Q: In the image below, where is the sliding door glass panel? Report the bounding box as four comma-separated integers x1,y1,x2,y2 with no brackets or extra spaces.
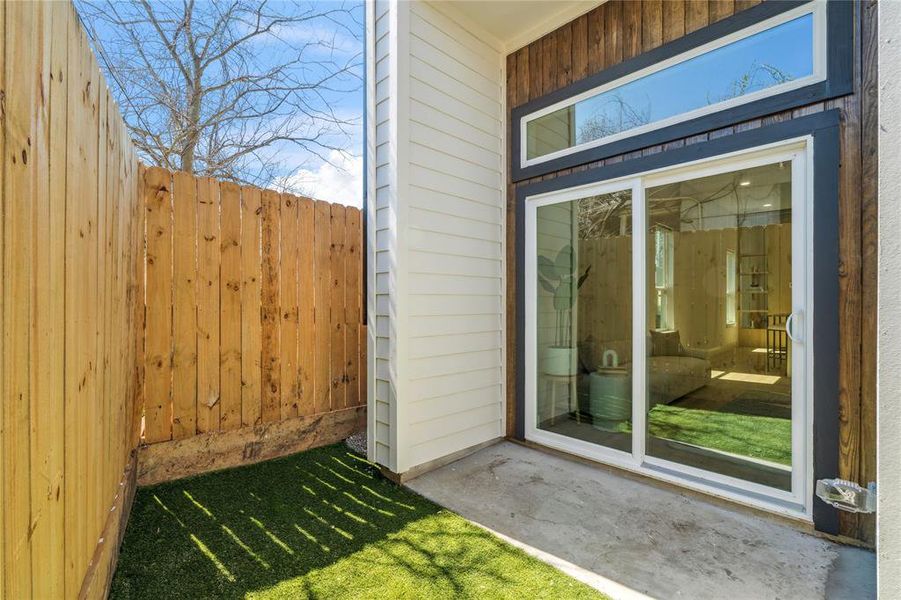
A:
536,190,633,452
644,162,792,491
526,13,815,161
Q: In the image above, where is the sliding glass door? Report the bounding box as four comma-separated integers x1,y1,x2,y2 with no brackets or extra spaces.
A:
525,141,810,516
534,187,633,454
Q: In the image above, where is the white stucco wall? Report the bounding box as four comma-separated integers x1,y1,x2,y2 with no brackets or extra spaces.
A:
366,0,506,474
877,2,901,596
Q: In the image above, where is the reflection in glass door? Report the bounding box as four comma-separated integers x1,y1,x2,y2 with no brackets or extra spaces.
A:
645,161,795,492
535,189,633,453
526,143,809,513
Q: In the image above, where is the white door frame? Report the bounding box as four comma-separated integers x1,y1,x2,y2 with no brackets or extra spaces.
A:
523,137,815,521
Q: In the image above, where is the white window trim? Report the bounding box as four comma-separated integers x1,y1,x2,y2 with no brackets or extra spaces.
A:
726,248,737,326
523,137,814,522
520,2,827,169
652,225,675,331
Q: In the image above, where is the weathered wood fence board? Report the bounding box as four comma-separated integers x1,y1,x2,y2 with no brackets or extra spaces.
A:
1,2,145,598
140,169,366,443
241,187,263,427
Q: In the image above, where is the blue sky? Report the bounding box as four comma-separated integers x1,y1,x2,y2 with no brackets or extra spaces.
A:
265,0,365,207
82,0,365,207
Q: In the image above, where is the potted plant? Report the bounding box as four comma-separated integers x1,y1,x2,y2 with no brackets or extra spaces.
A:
538,245,591,376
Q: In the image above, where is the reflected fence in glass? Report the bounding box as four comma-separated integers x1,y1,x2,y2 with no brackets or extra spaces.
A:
644,161,793,491
535,190,633,453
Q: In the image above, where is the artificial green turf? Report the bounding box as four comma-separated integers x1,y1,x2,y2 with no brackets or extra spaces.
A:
110,444,605,599
648,405,792,465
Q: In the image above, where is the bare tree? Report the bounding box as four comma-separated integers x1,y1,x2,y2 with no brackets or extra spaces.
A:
76,0,362,188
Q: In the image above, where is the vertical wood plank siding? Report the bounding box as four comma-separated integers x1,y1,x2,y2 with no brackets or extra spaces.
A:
1,2,145,597
140,171,366,440
506,0,875,544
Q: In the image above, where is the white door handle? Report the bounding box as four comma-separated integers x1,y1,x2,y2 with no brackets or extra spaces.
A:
786,313,797,342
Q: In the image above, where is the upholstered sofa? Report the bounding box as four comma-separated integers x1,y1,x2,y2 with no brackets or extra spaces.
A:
579,330,711,407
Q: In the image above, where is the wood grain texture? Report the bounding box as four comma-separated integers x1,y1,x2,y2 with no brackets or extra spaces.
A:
142,167,173,444
29,3,63,598
137,407,366,486
0,1,366,594
572,13,589,81
240,186,263,427
279,193,300,419
3,3,37,596
219,182,242,430
505,0,874,543
172,171,197,439
587,5,605,74
685,0,709,33
196,177,221,433
663,1,685,43
330,203,347,408
314,200,332,413
622,0,642,61
642,0,663,52
709,0,736,24
857,0,878,545
261,189,281,422
0,1,7,592
605,1,623,67
2,3,145,595
141,175,366,437
298,197,316,415
345,208,362,407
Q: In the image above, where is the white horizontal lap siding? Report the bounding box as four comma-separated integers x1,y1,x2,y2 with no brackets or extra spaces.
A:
369,0,394,468
403,1,505,469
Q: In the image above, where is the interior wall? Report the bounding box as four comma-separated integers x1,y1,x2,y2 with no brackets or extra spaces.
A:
576,223,790,368
505,0,877,544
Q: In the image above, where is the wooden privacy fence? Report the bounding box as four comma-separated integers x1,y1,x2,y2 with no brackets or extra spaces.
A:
0,2,144,599
141,167,367,450
1,0,369,596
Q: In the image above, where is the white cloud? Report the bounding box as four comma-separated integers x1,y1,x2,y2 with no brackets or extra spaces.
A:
285,149,363,208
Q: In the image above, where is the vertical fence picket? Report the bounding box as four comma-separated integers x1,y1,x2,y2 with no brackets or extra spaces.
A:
280,194,300,420
172,171,197,438
3,2,37,595
220,182,243,431
142,168,173,444
197,178,221,433
345,208,361,406
261,190,282,422
298,197,315,415
314,200,332,414
240,187,263,427
330,204,347,408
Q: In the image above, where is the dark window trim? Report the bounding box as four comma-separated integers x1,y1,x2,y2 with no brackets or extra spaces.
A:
514,110,841,534
511,0,852,182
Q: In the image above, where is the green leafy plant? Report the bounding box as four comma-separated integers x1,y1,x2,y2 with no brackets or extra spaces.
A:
537,245,591,347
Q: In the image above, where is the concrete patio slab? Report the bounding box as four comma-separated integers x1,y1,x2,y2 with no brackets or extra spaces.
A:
405,441,875,600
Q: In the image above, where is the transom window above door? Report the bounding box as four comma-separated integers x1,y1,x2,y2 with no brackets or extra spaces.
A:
525,8,821,163
511,0,852,181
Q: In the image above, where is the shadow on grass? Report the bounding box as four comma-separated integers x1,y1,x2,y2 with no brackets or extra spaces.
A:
111,444,601,600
